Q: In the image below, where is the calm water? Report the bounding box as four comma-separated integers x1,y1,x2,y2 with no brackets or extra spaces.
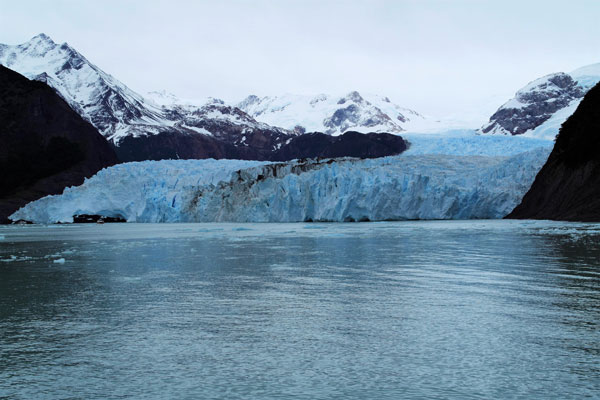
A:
0,221,599,399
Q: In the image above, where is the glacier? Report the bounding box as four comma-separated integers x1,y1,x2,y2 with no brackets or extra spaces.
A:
10,134,553,224
402,130,552,156
10,160,268,223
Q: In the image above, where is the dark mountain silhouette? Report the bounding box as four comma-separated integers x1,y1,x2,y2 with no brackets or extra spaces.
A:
508,81,600,221
0,65,118,223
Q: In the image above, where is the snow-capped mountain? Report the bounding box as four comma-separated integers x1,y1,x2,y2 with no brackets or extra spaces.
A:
0,33,166,143
0,34,294,161
237,91,433,135
481,63,600,139
0,34,414,162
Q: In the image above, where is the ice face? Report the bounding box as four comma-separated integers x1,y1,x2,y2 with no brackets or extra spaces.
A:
184,148,551,222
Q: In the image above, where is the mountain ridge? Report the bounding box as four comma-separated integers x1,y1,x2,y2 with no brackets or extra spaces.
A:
0,34,412,162
480,63,600,139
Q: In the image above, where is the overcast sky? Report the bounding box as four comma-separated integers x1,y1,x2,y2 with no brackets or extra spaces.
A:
1,0,600,123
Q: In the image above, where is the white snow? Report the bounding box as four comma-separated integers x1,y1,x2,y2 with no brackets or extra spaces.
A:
0,34,168,142
180,125,212,135
146,90,224,109
481,63,600,139
10,136,553,224
0,34,279,143
237,91,440,135
570,62,600,89
524,100,581,140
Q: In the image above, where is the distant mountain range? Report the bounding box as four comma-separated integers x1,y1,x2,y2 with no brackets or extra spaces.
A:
0,34,427,162
0,34,296,161
237,92,431,135
3,33,600,155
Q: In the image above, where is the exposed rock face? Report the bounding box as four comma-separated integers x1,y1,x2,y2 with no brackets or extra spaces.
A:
0,65,118,223
482,73,585,136
271,131,408,161
507,82,600,221
117,130,408,162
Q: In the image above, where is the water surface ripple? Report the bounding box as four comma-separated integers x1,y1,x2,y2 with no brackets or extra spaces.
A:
0,221,599,399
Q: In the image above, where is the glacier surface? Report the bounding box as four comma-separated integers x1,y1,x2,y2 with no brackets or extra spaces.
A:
402,131,552,156
11,135,553,223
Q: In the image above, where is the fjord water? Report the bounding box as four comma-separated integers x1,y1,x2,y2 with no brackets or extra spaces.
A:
0,221,599,399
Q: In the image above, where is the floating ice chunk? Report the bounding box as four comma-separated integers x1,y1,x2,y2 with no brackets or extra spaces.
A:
1,255,32,262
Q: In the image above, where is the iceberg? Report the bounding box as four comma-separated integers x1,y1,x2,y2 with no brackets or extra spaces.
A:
10,138,552,223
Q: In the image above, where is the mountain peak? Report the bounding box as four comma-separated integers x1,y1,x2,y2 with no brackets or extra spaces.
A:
342,90,364,104
18,33,58,56
29,33,55,45
238,94,261,109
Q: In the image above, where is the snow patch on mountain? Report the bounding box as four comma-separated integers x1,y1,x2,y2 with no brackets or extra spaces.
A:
480,73,584,138
570,62,600,89
237,91,444,135
481,62,600,139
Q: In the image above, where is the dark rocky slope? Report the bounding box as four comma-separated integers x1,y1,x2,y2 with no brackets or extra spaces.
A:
117,130,408,163
271,131,408,161
0,65,118,223
115,126,291,162
507,81,600,221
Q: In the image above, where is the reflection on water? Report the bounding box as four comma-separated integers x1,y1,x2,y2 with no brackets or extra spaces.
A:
0,221,599,399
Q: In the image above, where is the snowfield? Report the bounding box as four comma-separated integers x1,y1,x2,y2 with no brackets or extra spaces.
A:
10,134,553,223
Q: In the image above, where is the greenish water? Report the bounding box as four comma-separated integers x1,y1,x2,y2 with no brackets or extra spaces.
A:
0,221,599,399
